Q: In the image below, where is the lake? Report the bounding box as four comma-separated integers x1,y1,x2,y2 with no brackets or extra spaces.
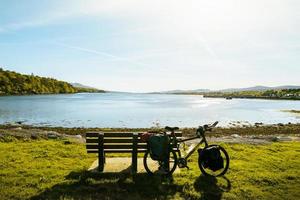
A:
0,93,299,128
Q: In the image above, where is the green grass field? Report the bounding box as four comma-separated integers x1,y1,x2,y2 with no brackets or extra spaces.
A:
0,139,299,200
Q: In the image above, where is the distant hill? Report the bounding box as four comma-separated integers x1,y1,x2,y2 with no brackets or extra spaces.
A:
160,85,300,94
0,68,104,95
157,89,210,94
218,85,300,93
71,83,97,89
71,83,105,93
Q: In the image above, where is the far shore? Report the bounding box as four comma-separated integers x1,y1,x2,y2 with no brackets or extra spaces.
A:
164,93,300,101
202,95,300,101
0,91,106,97
1,92,300,101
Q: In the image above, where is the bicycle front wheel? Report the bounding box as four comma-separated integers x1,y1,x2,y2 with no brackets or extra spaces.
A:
143,149,177,175
198,145,229,177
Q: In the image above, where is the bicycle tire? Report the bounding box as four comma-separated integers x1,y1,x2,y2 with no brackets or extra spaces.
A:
198,145,229,177
143,149,177,175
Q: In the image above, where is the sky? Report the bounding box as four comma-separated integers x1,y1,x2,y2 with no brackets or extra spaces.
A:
0,0,299,92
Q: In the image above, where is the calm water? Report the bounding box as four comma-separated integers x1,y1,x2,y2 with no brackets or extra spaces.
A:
0,93,299,128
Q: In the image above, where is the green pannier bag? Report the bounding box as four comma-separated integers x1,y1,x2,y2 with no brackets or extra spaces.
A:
148,134,169,161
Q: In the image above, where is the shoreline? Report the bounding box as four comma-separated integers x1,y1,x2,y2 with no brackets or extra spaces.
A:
1,92,300,101
0,91,105,97
203,95,300,101
1,123,300,139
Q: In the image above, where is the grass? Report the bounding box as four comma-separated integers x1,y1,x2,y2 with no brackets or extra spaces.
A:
0,139,299,200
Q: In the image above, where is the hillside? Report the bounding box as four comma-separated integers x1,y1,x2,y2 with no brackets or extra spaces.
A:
218,85,300,92
161,85,300,94
0,68,104,95
71,83,96,89
71,83,105,93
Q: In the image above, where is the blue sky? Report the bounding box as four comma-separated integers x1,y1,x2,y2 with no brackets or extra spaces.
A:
0,0,299,92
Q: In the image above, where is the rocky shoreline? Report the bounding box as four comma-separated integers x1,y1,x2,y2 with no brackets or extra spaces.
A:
1,123,299,144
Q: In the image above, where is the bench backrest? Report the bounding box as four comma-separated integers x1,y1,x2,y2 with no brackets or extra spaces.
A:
86,132,182,153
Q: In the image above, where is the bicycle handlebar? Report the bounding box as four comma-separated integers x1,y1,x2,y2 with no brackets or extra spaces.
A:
204,121,218,131
197,121,218,136
163,121,219,138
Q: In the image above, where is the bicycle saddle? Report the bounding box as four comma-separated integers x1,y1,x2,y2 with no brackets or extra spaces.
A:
165,126,179,132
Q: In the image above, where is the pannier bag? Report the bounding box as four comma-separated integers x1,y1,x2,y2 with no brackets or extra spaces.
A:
148,134,169,161
199,146,224,171
140,132,154,142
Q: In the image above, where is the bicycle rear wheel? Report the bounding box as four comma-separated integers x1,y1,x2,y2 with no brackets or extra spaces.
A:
198,145,229,177
143,149,177,175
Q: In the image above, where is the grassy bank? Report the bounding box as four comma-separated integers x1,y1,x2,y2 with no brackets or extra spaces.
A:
0,138,299,200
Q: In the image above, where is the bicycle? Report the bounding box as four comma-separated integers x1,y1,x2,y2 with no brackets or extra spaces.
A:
143,121,230,176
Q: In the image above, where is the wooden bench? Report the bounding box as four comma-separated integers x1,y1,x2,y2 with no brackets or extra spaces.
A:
85,132,182,173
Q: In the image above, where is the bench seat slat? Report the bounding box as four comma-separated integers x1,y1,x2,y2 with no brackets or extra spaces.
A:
103,133,137,137
86,144,148,149
86,138,146,143
86,132,182,138
101,132,182,137
87,138,182,144
87,148,179,153
86,138,182,144
86,132,100,137
87,149,147,153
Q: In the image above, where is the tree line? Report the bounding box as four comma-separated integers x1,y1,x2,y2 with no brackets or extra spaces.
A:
203,89,300,100
0,68,103,95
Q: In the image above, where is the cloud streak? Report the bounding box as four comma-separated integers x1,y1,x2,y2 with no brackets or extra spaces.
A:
54,42,153,68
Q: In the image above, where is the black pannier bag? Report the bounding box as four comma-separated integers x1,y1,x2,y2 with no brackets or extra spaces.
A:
199,146,224,171
148,134,169,161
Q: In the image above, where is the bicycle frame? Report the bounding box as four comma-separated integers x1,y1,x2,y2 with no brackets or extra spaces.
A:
171,133,209,161
147,122,229,175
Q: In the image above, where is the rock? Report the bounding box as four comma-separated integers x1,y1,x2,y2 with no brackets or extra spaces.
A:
74,135,83,140
47,131,60,139
13,127,22,130
277,123,284,127
271,136,280,142
279,136,292,141
47,134,57,139
255,122,263,126
250,135,261,139
64,140,72,144
31,133,38,140
63,134,85,143
231,134,241,138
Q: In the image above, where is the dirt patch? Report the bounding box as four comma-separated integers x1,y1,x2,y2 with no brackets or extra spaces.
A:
88,158,180,174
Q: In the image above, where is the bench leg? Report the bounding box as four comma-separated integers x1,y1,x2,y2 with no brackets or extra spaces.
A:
132,152,137,174
98,133,104,172
98,151,104,172
131,133,138,174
